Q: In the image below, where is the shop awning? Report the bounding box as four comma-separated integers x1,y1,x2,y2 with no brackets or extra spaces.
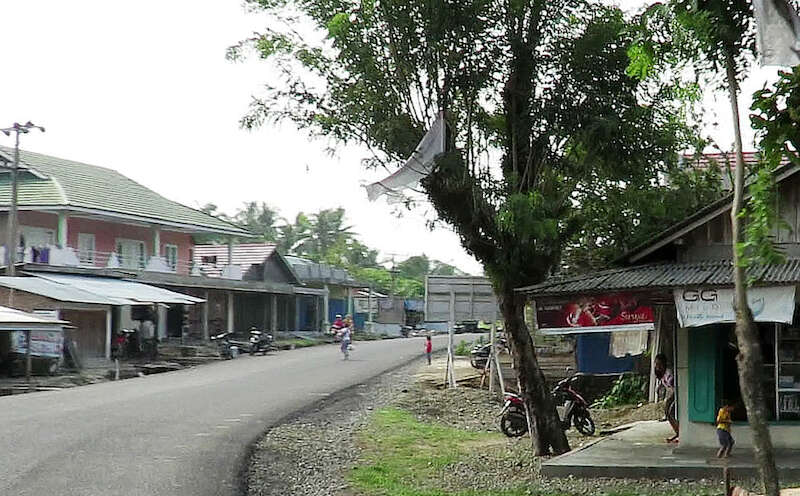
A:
0,276,125,305
0,305,67,332
34,274,204,305
538,323,655,335
0,274,204,306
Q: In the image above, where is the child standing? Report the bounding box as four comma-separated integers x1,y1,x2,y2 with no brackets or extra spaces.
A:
425,336,432,365
716,399,735,458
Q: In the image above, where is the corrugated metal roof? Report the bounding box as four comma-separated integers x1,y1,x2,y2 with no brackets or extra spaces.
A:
284,255,356,285
0,305,67,332
0,276,126,305
32,274,204,305
193,243,277,277
517,259,800,297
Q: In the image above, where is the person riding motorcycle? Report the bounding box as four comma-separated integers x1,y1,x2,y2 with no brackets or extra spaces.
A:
332,314,344,329
338,324,352,360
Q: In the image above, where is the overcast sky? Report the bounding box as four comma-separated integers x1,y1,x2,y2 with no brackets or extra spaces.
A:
0,1,782,275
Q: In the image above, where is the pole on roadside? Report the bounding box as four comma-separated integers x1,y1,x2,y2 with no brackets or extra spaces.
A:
1,122,45,277
25,330,32,391
446,289,456,388
489,307,497,394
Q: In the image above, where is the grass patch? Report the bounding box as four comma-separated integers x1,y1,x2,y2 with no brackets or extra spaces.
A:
349,407,725,496
350,408,494,495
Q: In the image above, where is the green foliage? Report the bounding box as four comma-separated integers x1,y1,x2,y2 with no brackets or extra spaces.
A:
752,66,800,165
591,374,648,409
353,267,424,298
233,0,709,291
349,408,494,495
454,339,472,357
737,165,788,279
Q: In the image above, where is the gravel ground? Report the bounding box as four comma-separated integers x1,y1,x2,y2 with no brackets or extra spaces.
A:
246,357,425,496
246,358,755,496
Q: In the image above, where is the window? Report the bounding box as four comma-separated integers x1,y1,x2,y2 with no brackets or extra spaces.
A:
20,226,54,248
201,255,217,265
77,233,95,265
115,239,146,269
164,244,178,271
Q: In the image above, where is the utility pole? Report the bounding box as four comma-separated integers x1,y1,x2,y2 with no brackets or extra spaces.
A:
1,122,45,277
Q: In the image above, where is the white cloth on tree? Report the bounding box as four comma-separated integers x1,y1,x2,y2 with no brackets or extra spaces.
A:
364,112,446,202
753,0,800,66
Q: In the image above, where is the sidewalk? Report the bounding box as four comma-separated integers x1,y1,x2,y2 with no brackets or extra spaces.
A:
542,421,800,479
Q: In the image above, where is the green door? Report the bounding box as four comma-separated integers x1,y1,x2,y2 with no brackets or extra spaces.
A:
688,326,722,422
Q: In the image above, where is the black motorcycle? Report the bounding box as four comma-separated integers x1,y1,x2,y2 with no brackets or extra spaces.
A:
249,328,277,355
552,375,596,436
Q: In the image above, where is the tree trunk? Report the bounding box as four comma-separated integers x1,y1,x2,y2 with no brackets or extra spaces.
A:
726,54,780,496
500,289,570,455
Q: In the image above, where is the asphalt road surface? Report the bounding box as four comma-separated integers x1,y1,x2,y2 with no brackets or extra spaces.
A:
0,334,479,496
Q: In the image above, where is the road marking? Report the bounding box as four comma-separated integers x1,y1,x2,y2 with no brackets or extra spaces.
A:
239,413,254,417
215,425,230,429
194,433,211,437
224,418,242,422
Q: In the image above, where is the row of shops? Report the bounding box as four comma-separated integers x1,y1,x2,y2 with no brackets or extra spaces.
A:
519,161,800,450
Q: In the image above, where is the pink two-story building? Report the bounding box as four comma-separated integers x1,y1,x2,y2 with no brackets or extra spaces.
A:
0,147,323,364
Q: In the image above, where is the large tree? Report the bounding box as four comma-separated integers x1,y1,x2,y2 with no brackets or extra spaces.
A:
233,0,717,454
630,2,783,493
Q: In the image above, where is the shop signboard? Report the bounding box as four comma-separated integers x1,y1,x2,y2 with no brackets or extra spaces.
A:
674,285,796,328
536,292,655,335
10,330,64,358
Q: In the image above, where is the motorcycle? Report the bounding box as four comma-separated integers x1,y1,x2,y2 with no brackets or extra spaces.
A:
499,375,595,438
469,338,508,370
499,392,529,437
552,375,595,436
210,331,236,359
112,328,139,360
249,328,277,355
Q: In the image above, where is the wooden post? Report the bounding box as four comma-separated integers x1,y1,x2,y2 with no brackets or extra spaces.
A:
489,307,497,394
227,291,234,333
25,330,32,391
649,307,663,403
271,294,278,332
105,308,112,360
202,291,209,341
447,289,456,388
724,467,731,496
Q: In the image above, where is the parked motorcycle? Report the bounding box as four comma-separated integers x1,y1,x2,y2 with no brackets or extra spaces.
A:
469,338,508,370
552,375,595,436
112,328,139,360
499,375,595,438
249,328,277,355
211,331,235,359
499,392,529,437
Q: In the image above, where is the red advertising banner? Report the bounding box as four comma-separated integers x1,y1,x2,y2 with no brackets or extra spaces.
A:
536,293,654,332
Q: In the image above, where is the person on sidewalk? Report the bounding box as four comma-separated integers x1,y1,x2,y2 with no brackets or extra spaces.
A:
425,336,432,365
716,398,735,458
655,353,679,443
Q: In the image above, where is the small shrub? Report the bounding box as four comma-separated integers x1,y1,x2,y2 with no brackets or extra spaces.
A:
591,374,648,409
454,340,473,356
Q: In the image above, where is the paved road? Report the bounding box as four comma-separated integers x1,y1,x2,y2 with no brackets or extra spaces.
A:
0,334,478,496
